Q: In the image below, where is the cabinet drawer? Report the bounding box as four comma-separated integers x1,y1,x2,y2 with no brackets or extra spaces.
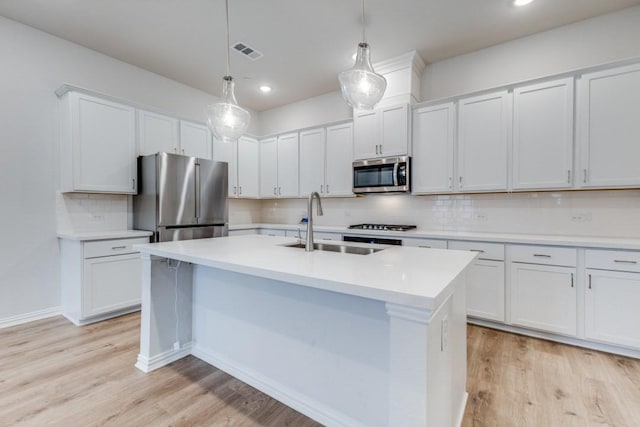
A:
83,237,149,259
510,245,576,267
586,249,640,272
402,238,447,249
448,241,504,261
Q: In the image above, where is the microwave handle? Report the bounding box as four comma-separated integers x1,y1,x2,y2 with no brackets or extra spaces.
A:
393,162,399,187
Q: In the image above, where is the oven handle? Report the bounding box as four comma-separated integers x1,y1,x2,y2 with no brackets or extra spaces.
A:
393,162,399,187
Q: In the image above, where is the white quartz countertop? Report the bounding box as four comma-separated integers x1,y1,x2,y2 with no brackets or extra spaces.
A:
135,235,477,310
57,230,153,241
229,223,640,250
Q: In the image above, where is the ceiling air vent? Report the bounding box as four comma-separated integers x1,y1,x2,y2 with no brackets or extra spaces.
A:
232,42,263,61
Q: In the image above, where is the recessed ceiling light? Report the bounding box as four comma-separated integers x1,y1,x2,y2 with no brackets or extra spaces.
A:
513,0,534,6
259,85,272,93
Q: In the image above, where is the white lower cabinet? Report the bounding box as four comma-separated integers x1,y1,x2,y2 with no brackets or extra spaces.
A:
448,241,505,322
584,248,640,350
510,263,577,336
60,237,148,325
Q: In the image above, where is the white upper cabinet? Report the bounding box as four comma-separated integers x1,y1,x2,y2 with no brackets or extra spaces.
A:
457,90,510,192
212,136,258,198
412,102,456,194
277,133,300,197
180,121,212,159
236,136,259,198
212,136,237,197
137,110,179,156
138,113,211,159
512,78,574,190
353,104,410,159
353,109,379,159
578,63,640,188
60,91,137,194
325,122,354,197
259,137,278,198
299,128,326,197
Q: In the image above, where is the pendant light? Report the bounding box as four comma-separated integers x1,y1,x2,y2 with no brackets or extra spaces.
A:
206,0,250,142
338,0,387,110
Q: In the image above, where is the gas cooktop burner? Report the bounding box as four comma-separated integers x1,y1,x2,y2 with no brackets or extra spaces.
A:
348,224,417,232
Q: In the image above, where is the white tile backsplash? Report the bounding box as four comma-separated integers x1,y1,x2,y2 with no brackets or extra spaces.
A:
259,190,640,238
56,192,128,234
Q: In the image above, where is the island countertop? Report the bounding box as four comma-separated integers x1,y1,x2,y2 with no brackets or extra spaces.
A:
135,234,477,310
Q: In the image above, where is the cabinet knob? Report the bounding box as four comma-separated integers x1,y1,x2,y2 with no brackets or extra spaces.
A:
570,273,574,288
588,273,592,289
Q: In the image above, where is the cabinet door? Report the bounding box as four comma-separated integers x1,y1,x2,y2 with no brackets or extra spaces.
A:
578,63,640,187
277,133,299,197
512,78,574,190
466,260,505,322
412,103,455,194
585,269,640,349
457,91,510,192
259,138,278,198
180,121,212,159
237,136,259,198
71,93,137,193
138,110,179,156
212,136,238,197
510,263,576,336
325,122,354,197
299,128,326,196
380,104,409,156
82,253,141,317
353,109,380,159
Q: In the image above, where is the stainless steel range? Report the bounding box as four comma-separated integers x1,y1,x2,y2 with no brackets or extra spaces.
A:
348,224,417,232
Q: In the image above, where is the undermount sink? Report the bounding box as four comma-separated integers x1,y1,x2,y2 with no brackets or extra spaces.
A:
283,242,383,255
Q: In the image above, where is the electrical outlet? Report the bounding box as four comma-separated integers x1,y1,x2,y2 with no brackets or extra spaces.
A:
441,315,449,352
570,212,592,222
173,341,181,351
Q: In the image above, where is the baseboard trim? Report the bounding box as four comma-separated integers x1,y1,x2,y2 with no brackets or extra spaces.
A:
454,392,468,427
191,344,364,427
468,318,640,359
0,306,61,329
135,343,192,373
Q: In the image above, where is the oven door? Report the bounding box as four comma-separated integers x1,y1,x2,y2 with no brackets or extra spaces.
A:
352,156,410,193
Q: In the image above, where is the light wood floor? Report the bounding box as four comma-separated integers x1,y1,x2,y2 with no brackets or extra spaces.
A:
1,313,639,426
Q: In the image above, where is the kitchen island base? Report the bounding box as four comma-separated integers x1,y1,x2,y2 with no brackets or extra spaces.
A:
135,237,473,426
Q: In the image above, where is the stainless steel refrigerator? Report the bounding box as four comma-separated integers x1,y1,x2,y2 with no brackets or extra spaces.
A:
133,152,228,242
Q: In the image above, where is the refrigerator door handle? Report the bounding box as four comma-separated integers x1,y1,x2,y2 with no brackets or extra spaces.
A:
195,161,200,221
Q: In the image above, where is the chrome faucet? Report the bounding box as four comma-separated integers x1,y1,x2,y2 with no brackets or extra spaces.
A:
306,192,324,251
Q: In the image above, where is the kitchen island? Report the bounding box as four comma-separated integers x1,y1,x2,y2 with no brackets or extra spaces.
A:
134,235,476,426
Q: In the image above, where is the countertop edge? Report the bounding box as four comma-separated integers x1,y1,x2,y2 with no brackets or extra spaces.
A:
57,230,153,241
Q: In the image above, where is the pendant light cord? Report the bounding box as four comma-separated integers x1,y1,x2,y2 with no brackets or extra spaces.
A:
225,0,231,76
361,0,366,43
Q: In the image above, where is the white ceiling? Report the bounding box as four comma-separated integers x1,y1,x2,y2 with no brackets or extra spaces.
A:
1,0,639,111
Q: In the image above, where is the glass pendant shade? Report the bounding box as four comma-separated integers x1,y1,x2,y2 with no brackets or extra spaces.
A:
207,75,250,142
339,43,387,110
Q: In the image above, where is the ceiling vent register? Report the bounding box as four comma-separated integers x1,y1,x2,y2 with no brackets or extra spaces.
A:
232,42,263,61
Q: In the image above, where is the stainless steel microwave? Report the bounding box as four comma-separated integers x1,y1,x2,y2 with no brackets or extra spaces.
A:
352,156,410,194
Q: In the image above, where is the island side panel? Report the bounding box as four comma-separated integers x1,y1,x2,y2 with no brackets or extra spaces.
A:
190,266,390,427
136,254,193,372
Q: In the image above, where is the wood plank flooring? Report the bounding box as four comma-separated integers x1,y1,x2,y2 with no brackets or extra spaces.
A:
1,313,639,426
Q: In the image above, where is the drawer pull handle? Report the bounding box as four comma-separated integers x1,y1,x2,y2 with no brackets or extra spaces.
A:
533,254,552,258
418,245,431,249
470,249,484,253
111,246,127,250
571,273,574,288
614,260,637,264
588,273,592,289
